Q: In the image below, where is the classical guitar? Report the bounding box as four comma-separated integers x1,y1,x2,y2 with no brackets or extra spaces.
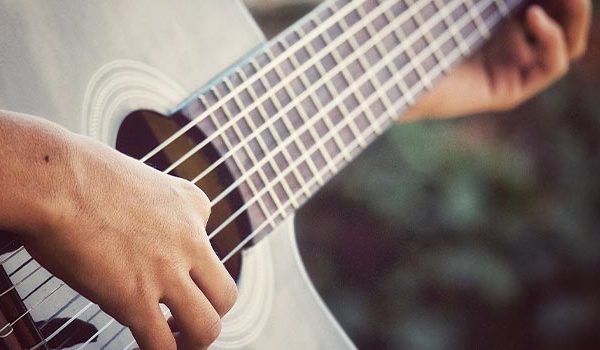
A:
0,0,522,348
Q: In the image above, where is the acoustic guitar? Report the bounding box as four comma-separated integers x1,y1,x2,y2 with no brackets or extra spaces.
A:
0,0,522,348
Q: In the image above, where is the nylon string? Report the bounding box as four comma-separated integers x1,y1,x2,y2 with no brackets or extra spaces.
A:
2,0,506,347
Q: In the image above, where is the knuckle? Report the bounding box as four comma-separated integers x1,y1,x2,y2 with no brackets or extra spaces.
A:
188,186,211,221
163,341,177,350
199,196,211,221
204,317,222,344
195,316,221,346
217,278,238,315
173,176,211,222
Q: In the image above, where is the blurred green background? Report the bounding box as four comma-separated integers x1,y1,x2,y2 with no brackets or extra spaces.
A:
246,1,600,349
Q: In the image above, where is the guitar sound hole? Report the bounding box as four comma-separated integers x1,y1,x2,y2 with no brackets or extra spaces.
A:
116,110,253,280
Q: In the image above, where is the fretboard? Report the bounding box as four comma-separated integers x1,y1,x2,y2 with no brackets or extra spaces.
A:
171,0,522,246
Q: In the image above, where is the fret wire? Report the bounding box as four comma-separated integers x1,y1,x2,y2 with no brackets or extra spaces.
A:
27,5,496,330
140,7,521,350
279,37,339,177
464,0,491,38
319,23,374,145
240,65,311,200
249,59,325,190
22,276,53,304
9,5,406,340
26,3,509,347
206,0,470,212
348,3,399,128
0,246,24,266
295,22,357,159
222,74,293,210
433,0,470,55
6,256,34,278
322,4,376,142
260,52,314,201
0,264,41,298
2,0,464,276
157,0,432,178
221,0,505,266
366,6,418,106
209,89,281,225
402,0,452,74
202,94,276,226
209,0,502,242
210,0,470,241
17,4,516,350
226,73,301,208
387,4,433,90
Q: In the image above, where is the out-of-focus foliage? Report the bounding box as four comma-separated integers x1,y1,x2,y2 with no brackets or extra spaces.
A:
248,1,600,349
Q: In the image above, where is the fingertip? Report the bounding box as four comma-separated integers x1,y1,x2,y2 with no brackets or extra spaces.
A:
525,4,564,47
528,4,544,19
526,5,547,29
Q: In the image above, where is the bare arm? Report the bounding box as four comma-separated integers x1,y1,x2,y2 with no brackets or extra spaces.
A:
0,112,74,233
0,111,236,350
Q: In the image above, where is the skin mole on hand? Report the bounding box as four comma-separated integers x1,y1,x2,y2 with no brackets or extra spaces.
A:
44,155,50,163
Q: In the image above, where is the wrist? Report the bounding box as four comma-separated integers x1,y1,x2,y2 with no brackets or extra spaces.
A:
0,112,79,237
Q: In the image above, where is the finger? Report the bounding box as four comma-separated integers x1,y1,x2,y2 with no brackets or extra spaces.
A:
190,244,237,317
524,5,569,91
548,0,592,59
163,277,222,348
129,304,176,350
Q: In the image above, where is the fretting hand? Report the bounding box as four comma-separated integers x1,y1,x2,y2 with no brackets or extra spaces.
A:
404,0,592,121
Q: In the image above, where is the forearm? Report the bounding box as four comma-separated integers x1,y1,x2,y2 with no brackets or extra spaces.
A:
0,110,75,236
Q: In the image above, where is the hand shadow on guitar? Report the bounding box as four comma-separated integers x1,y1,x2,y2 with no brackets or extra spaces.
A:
0,231,99,348
0,231,21,255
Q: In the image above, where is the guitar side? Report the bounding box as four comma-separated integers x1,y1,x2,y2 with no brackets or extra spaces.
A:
0,0,352,348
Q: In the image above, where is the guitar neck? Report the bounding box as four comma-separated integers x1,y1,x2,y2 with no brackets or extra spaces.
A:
177,0,522,232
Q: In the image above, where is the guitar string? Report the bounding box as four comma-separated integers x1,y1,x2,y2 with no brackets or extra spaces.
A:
161,0,422,176
0,0,377,294
0,0,443,301
120,7,504,349
201,0,468,238
8,3,506,348
174,0,438,210
0,0,408,291
3,0,492,342
24,0,464,342
26,1,502,347
137,0,371,164
47,8,505,350
0,245,24,265
0,0,381,279
204,0,492,259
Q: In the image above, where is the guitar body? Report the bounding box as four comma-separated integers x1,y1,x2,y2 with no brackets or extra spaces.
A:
0,0,353,348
